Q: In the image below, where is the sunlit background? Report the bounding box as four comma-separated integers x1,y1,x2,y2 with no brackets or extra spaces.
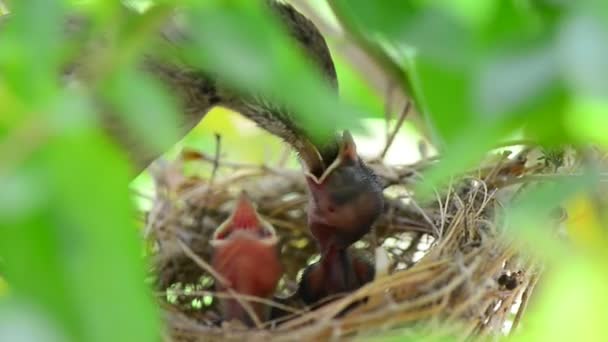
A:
1,0,608,341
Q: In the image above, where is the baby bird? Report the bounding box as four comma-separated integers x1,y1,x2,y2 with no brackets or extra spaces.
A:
305,131,383,256
210,193,282,326
295,131,382,305
298,248,374,305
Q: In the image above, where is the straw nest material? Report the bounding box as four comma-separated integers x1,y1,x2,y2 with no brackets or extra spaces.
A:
143,141,574,341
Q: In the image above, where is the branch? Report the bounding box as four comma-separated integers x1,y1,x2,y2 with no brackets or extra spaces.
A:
380,99,411,159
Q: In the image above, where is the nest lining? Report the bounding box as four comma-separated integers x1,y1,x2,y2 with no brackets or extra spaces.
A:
143,144,570,341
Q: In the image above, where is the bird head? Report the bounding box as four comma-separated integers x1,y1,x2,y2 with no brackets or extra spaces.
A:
210,192,278,247
304,131,384,252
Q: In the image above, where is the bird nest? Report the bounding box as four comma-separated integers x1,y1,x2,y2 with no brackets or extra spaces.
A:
143,144,567,341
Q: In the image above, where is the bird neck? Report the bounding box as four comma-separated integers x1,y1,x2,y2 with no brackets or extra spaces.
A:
321,246,356,292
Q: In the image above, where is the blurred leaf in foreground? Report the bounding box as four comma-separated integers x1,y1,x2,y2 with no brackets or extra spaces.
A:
44,129,160,342
565,97,608,148
564,188,608,252
0,97,160,342
503,171,597,257
0,1,160,341
515,257,608,342
100,64,182,165
0,277,7,297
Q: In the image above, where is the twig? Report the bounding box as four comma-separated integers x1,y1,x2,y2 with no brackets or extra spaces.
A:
380,99,411,159
209,133,222,182
383,81,396,142
440,178,455,236
389,225,436,236
510,264,542,334
176,238,228,286
183,149,297,176
407,197,440,238
401,232,423,263
182,133,221,206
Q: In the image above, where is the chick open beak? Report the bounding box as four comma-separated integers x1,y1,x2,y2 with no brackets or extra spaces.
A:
210,192,278,247
305,130,358,185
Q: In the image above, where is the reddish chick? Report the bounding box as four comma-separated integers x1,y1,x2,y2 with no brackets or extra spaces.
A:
298,132,382,304
211,193,283,326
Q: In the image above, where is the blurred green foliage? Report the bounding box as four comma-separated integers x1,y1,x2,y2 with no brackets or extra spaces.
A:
333,0,608,187
1,0,608,341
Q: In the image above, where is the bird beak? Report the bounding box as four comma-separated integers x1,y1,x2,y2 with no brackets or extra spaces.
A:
299,139,327,179
210,192,278,247
305,130,358,185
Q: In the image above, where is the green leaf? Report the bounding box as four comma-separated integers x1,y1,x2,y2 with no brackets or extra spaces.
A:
0,93,159,342
0,1,65,107
558,14,608,98
413,59,475,146
331,0,418,38
504,171,597,258
44,129,160,342
565,97,608,148
101,65,181,157
333,54,384,118
516,257,608,342
475,45,560,118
